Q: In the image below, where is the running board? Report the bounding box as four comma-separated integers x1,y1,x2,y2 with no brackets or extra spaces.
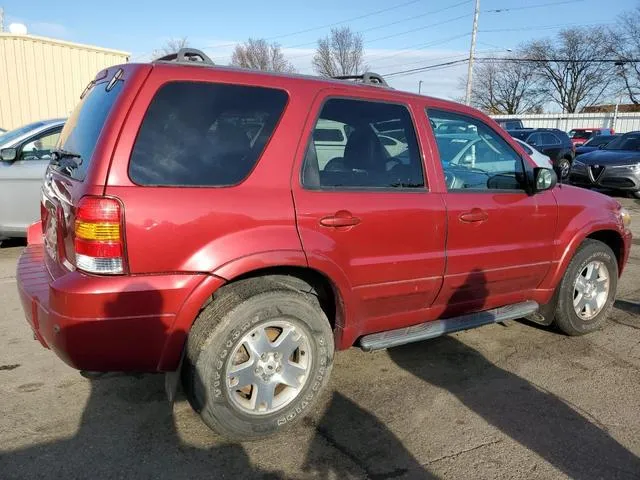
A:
359,301,539,351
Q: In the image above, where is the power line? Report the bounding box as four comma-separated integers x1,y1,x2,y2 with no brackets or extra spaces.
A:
211,3,472,62
283,12,471,63
385,58,470,78
479,57,640,63
364,33,471,65
479,21,612,33
206,0,423,51
484,0,585,13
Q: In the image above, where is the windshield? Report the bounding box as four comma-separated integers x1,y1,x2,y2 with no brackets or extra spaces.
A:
584,135,615,147
603,134,640,151
55,79,123,180
0,121,48,145
569,130,593,139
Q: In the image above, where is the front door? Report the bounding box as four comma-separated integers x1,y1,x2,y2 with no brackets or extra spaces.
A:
427,108,557,315
0,127,61,236
293,93,447,329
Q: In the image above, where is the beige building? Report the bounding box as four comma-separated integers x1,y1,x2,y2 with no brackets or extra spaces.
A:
0,33,129,130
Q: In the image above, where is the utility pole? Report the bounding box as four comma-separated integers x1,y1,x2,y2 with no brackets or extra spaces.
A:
464,0,480,106
0,7,5,33
418,80,423,94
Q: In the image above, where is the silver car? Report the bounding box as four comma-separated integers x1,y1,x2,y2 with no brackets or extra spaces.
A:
0,119,65,238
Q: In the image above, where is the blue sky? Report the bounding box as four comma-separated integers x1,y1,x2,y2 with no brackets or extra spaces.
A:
3,0,637,99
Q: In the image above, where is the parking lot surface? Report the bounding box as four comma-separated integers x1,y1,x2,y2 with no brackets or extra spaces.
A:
1,197,639,480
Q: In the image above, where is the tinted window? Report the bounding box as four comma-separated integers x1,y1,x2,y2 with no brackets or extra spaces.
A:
428,109,525,192
56,80,123,180
603,133,640,151
130,82,288,186
302,98,424,190
313,128,344,142
584,135,614,147
569,129,593,139
526,132,542,145
540,132,561,145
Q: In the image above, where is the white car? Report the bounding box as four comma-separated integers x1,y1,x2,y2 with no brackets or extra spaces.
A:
513,137,553,169
0,119,65,238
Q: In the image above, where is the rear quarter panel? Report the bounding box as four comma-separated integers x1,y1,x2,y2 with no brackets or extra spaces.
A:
104,66,316,275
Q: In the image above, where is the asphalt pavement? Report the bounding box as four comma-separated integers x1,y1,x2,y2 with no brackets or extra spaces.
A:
1,196,639,480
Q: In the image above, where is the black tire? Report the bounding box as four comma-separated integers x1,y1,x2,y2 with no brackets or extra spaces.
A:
182,277,334,441
553,239,618,336
556,157,571,180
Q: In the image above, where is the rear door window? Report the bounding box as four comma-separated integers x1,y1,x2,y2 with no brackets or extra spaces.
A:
129,82,288,186
302,97,425,190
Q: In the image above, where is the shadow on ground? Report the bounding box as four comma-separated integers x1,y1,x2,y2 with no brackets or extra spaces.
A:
3,271,639,479
389,337,640,479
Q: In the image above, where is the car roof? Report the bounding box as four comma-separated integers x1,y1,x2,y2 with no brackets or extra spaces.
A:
143,60,469,114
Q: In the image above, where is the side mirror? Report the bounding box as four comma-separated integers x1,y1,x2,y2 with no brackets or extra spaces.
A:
534,167,557,192
0,148,17,162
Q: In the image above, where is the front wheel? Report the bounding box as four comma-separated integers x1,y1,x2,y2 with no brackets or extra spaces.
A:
556,158,571,180
553,239,618,336
182,278,334,440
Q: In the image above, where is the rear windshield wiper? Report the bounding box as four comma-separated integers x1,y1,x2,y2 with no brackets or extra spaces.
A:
51,148,82,172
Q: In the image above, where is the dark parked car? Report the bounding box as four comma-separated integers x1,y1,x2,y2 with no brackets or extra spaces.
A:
575,134,619,156
16,48,631,440
509,128,574,179
570,131,640,198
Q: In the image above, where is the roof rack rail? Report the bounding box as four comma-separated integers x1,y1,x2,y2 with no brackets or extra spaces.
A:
153,48,214,65
332,72,390,87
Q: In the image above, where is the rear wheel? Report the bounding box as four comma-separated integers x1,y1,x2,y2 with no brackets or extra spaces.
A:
553,239,618,335
182,277,334,440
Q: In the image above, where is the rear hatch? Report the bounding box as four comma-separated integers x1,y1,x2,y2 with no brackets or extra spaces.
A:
41,64,151,279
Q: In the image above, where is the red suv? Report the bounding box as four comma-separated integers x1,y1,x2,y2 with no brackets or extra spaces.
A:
17,49,632,440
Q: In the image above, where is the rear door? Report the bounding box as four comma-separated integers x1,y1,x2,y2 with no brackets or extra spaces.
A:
426,107,557,315
0,126,61,235
293,91,446,331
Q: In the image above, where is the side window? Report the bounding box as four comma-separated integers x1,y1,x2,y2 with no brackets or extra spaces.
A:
129,82,288,186
20,130,61,161
541,132,561,145
427,108,526,192
302,98,425,190
526,132,542,146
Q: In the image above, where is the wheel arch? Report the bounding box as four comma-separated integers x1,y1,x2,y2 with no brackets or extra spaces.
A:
158,260,350,371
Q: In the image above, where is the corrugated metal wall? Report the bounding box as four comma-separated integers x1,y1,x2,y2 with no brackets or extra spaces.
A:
0,34,129,130
491,112,640,133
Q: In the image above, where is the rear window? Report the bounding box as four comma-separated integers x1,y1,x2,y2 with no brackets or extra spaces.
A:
569,129,593,139
56,80,123,181
129,82,288,186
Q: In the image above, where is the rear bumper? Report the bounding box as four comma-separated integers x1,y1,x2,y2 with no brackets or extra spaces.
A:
17,244,212,372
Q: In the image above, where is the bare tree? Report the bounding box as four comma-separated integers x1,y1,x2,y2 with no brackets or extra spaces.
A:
312,27,366,77
153,37,190,58
610,6,640,104
522,27,615,113
230,38,295,73
463,56,543,114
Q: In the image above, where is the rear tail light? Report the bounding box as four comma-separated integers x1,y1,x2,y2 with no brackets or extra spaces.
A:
74,196,126,274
